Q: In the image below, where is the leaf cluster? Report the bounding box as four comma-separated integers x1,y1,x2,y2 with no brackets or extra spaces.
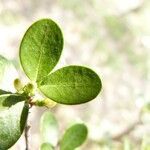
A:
40,111,88,150
0,18,102,149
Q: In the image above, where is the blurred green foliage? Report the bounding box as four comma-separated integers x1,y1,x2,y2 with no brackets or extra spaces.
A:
0,0,149,149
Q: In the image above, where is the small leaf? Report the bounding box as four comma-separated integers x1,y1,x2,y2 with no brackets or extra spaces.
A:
39,66,102,104
141,136,150,150
20,19,63,82
0,93,29,149
40,111,59,147
0,89,11,95
123,138,132,150
35,98,57,108
40,143,54,150
60,123,88,150
14,78,23,91
142,103,150,113
0,55,18,91
104,15,127,39
0,55,9,82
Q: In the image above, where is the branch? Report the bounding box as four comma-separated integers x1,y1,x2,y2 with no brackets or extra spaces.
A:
25,116,30,150
112,110,143,141
112,119,142,141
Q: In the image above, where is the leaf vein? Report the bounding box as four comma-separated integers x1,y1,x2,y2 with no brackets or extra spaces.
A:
35,25,48,81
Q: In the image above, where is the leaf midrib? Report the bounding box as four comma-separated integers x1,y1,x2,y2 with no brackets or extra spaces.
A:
0,94,17,97
35,25,49,82
40,83,100,87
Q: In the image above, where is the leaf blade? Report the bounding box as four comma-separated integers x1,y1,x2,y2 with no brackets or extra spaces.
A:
0,55,9,82
40,111,59,147
39,66,102,104
60,123,88,150
20,19,63,82
40,143,54,150
0,93,29,149
0,55,18,92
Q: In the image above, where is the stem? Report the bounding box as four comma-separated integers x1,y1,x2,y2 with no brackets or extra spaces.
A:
112,119,142,141
112,110,143,141
25,115,30,150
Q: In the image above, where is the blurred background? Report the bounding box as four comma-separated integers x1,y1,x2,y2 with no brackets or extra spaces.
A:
0,0,150,149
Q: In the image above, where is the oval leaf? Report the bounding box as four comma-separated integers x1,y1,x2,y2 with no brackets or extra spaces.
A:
0,93,29,149
40,111,59,147
40,143,54,150
60,123,88,150
20,19,63,82
39,66,102,104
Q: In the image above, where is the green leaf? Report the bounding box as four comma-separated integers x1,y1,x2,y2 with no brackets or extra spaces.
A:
60,123,88,150
123,138,132,150
141,136,150,150
40,143,54,150
0,89,11,95
0,55,10,82
0,93,29,150
104,15,127,39
40,111,59,147
39,66,102,104
142,103,150,113
0,55,18,91
20,19,63,82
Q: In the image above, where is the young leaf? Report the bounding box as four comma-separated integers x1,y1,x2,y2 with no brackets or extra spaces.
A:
60,123,88,150
39,66,102,104
40,111,59,147
0,93,29,149
20,19,63,82
40,143,54,150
